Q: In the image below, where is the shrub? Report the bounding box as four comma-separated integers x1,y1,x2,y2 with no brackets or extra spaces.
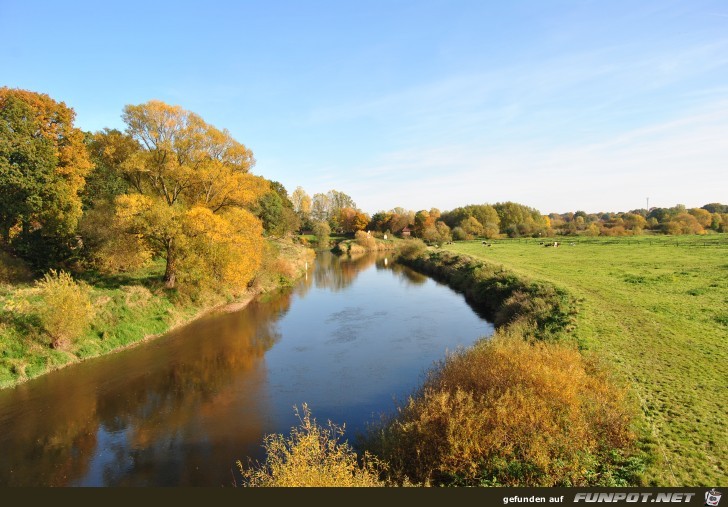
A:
397,238,427,260
238,404,385,487
35,270,94,349
363,336,639,486
354,230,376,248
312,221,331,248
0,250,33,284
451,227,468,241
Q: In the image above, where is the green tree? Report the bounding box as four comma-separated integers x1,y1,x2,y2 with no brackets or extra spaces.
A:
494,202,547,237
255,186,301,237
312,221,331,248
0,88,92,265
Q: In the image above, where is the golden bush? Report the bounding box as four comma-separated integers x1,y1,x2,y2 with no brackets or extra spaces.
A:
354,230,377,248
239,404,385,487
366,335,636,486
35,270,94,349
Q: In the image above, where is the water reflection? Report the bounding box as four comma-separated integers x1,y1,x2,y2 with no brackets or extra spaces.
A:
0,252,492,486
0,295,289,486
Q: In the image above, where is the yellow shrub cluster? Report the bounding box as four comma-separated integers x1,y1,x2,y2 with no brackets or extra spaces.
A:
366,335,636,486
238,404,384,487
35,270,94,349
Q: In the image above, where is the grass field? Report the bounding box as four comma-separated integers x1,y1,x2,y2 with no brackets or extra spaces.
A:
444,235,727,486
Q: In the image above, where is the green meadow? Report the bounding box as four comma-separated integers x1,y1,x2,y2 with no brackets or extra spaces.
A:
444,235,727,486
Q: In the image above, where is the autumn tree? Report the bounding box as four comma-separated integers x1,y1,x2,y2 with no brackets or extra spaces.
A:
688,208,712,229
389,208,415,234
370,208,414,235
339,207,370,233
83,128,138,207
108,100,268,291
413,210,436,237
459,217,484,239
0,88,92,265
665,213,704,235
442,204,500,239
290,186,312,229
422,221,452,246
310,190,357,232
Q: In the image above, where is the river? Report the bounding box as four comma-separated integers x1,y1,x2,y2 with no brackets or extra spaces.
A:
0,252,493,486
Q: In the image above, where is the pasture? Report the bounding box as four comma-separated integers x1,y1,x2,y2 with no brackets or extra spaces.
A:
444,235,727,485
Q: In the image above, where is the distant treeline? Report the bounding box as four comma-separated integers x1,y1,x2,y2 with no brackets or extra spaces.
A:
366,202,727,244
289,185,726,246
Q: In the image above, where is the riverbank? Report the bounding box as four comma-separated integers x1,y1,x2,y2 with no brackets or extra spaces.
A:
357,248,649,486
0,239,314,390
440,238,726,486
331,235,401,256
242,247,651,487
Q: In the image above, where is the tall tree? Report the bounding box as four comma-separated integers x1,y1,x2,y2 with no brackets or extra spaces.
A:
0,88,92,264
291,186,312,229
113,100,268,290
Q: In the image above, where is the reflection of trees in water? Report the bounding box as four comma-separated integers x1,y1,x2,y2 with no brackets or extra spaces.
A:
0,293,293,486
313,251,428,292
313,252,377,292
374,256,428,286
389,263,428,285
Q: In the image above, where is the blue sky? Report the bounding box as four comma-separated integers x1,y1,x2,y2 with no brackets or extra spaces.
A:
2,0,727,214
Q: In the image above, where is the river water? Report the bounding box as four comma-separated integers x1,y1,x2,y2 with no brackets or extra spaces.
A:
0,252,493,486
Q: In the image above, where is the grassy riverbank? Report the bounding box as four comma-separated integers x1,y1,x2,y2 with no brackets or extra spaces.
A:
0,239,314,390
442,236,727,485
241,245,648,487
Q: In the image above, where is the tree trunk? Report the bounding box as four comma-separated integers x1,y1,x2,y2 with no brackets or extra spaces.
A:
164,239,176,289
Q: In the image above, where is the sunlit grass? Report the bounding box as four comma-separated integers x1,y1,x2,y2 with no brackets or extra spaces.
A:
443,235,727,485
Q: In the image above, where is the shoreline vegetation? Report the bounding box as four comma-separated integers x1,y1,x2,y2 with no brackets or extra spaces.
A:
240,240,651,487
331,231,401,255
0,239,314,390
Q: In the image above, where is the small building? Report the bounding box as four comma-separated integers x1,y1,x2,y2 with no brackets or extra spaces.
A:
401,226,412,237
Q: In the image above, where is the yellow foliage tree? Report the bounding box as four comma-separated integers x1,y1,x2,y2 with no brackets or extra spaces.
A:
112,100,268,289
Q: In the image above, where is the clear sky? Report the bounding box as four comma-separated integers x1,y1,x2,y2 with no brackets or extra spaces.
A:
2,0,727,214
